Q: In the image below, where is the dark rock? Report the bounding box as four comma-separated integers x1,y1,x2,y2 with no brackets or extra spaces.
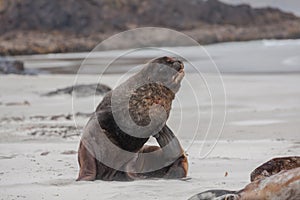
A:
0,56,24,74
0,56,37,74
40,151,50,156
44,83,111,97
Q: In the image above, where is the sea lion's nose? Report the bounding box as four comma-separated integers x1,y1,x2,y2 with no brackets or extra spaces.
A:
173,60,184,72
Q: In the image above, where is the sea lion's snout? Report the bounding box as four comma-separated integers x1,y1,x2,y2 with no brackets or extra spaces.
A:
145,56,185,92
162,56,184,72
169,59,184,84
152,56,183,69
157,56,185,86
172,60,184,72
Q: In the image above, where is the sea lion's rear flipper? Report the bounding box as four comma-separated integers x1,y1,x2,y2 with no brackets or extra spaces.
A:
188,190,239,200
76,141,97,181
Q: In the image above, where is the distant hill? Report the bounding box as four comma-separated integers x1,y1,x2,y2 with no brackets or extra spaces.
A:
0,0,297,33
0,0,300,55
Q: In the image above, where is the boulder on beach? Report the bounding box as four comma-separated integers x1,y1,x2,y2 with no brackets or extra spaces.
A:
0,56,24,74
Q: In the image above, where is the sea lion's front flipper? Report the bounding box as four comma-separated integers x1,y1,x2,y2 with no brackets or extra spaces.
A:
188,190,239,200
76,141,97,181
154,125,184,155
154,125,188,178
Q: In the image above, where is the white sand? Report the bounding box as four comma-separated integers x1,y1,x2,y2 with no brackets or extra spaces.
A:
0,73,299,200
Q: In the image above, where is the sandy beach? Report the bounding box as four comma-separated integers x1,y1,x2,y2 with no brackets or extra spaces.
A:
0,72,299,200
1,0,300,198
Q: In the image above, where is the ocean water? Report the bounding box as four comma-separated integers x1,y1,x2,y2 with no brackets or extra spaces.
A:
14,39,300,74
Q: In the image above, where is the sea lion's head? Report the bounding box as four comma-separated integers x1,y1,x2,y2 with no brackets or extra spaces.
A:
106,56,185,138
141,56,185,93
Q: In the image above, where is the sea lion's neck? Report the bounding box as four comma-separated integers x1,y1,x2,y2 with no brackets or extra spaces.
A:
96,110,148,152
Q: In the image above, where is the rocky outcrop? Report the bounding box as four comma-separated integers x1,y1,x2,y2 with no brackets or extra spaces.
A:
0,0,300,55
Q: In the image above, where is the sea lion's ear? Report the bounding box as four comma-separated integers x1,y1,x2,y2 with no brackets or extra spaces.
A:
161,56,169,61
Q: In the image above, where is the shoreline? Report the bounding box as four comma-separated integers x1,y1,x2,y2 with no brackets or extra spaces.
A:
3,39,300,75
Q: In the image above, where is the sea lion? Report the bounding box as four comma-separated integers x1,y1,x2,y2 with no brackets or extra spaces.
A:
189,157,300,200
77,56,188,181
189,167,300,200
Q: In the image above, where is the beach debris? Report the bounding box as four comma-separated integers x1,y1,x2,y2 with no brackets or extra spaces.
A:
50,114,72,120
5,100,30,106
0,154,17,159
74,112,93,118
0,113,91,124
43,83,111,97
0,116,24,122
40,151,50,156
61,150,77,155
224,171,228,177
29,114,72,121
24,124,81,138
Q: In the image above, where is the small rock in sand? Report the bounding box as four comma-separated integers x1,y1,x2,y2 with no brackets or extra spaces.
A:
61,150,77,155
5,100,30,106
40,151,50,156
